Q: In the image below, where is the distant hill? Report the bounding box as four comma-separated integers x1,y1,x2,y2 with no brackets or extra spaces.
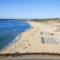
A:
29,18,60,23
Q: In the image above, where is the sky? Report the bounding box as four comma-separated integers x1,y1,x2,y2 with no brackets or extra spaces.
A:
0,0,60,19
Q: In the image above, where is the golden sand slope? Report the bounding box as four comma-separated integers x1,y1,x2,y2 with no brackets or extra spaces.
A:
2,21,60,54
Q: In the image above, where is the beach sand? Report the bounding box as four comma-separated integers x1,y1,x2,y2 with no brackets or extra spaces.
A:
1,20,60,54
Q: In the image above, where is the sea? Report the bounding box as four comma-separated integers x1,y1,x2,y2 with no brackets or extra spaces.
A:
0,19,31,50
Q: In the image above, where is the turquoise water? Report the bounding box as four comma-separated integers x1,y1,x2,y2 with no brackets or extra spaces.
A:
0,19,31,50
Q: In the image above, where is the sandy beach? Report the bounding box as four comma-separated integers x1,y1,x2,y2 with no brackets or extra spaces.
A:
1,20,60,54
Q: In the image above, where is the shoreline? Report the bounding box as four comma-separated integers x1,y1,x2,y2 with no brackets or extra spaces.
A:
1,21,60,54
1,22,32,54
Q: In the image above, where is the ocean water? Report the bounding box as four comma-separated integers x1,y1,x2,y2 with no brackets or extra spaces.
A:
0,19,31,50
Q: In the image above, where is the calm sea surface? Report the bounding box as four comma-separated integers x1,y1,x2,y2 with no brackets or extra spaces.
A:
0,19,31,50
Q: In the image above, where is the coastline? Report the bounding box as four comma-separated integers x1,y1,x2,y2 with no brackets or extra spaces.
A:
1,22,32,54
0,33,22,53
1,21,60,54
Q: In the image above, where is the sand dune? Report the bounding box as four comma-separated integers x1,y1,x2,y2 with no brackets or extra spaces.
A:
1,20,60,54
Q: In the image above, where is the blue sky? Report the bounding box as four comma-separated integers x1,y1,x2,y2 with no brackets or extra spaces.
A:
0,0,60,19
